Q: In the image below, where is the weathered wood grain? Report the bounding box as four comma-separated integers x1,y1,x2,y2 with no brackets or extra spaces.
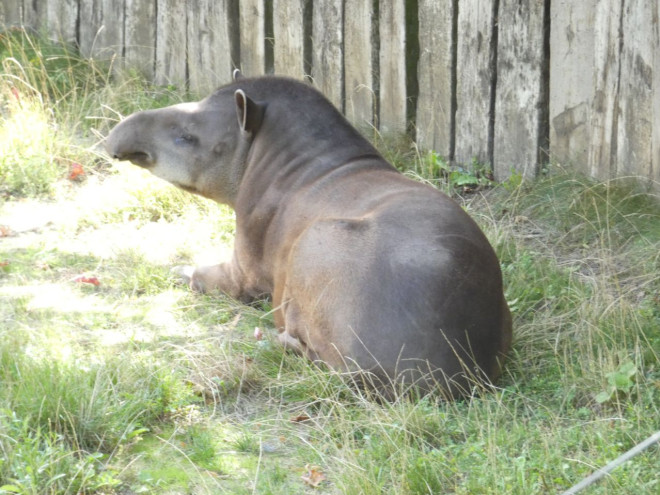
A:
311,0,343,110
549,1,595,174
187,0,233,94
0,0,22,26
378,0,407,134
22,0,47,31
79,0,125,59
416,0,454,157
616,0,654,179
125,0,155,80
454,0,496,167
239,0,265,76
46,0,78,43
273,0,305,78
587,0,623,179
6,0,660,184
155,0,187,87
654,2,660,184
494,0,547,180
344,0,375,129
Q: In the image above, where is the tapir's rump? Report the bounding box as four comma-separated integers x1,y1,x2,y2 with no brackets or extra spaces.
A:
106,75,512,398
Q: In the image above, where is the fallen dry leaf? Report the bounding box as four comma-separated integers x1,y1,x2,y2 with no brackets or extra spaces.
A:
301,464,326,488
0,225,12,237
290,414,311,423
72,275,101,286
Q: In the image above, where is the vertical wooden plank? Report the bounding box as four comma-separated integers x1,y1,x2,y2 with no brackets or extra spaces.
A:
78,0,98,57
155,0,187,87
22,0,47,31
344,0,374,129
125,0,156,80
549,1,595,175
46,0,79,44
103,0,126,57
79,0,125,59
239,0,265,76
493,0,547,180
587,0,623,180
653,1,660,185
311,0,343,110
273,0,305,78
416,0,454,157
378,0,406,134
0,0,22,27
616,0,654,179
187,0,233,94
454,1,496,167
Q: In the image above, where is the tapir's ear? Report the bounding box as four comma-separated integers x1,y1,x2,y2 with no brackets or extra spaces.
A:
235,89,266,133
232,68,243,81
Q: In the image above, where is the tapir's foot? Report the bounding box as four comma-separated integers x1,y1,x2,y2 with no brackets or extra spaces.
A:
171,262,252,300
171,265,204,292
278,331,304,354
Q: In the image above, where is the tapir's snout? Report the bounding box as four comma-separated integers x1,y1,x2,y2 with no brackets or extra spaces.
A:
105,115,155,168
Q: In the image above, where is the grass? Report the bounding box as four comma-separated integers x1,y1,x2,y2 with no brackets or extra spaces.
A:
1,31,659,494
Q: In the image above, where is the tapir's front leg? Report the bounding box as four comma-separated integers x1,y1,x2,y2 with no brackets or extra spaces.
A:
173,260,254,302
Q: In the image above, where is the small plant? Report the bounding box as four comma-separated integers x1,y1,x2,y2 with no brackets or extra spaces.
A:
231,430,261,455
420,152,494,192
182,425,220,469
501,170,524,191
595,361,639,404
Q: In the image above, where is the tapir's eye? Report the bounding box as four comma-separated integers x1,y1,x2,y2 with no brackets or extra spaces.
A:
175,134,198,146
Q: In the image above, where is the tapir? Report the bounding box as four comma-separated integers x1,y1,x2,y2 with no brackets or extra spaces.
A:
105,74,512,398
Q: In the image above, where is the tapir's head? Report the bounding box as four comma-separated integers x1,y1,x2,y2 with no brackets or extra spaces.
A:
105,82,265,205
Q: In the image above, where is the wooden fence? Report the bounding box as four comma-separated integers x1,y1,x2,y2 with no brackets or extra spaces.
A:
1,0,659,184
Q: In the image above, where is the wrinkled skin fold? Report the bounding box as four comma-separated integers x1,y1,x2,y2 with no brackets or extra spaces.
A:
105,75,512,398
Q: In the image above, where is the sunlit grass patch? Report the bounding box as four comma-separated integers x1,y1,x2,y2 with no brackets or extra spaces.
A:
0,92,67,196
72,162,228,226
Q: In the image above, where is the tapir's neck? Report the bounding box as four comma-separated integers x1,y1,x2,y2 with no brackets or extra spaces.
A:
244,112,385,193
225,131,255,208
232,109,391,252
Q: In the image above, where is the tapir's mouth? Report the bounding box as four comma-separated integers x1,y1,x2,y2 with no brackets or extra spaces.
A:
120,152,154,168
